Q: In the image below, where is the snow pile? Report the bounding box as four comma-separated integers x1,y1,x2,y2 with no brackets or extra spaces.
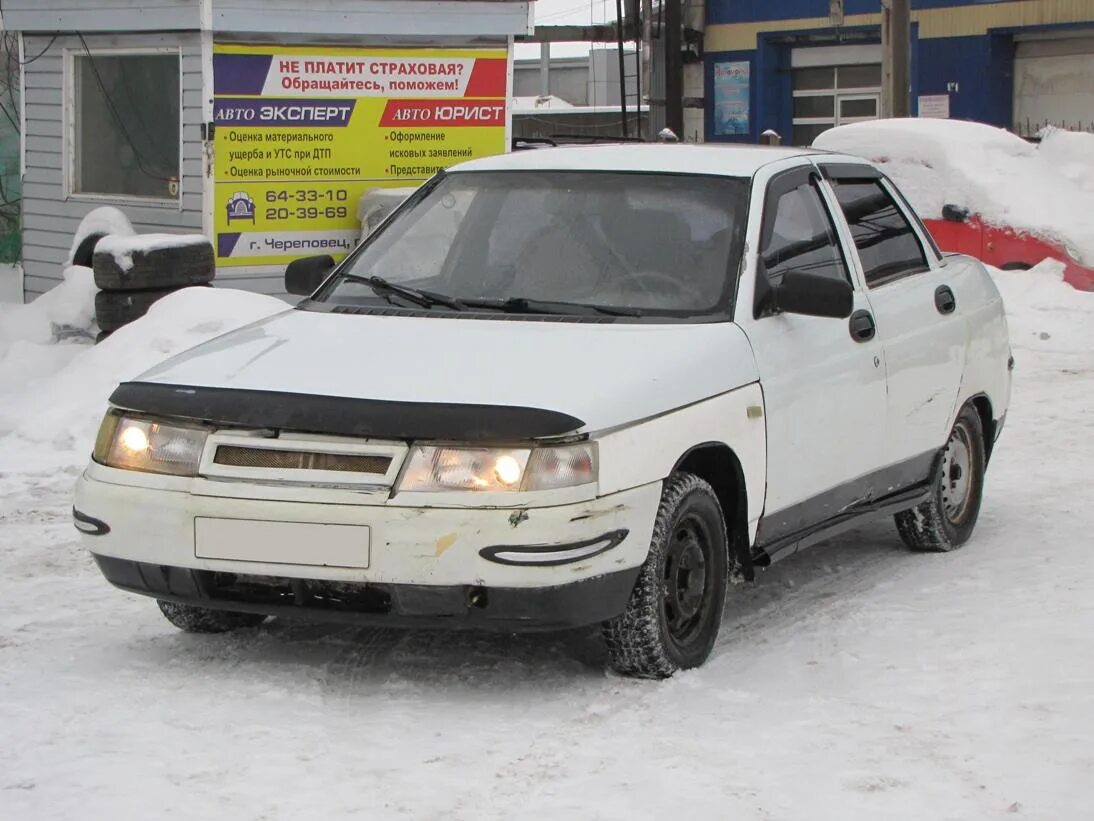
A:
95,233,212,272
65,206,134,265
1037,126,1094,196
0,265,98,350
0,286,287,469
813,119,1094,263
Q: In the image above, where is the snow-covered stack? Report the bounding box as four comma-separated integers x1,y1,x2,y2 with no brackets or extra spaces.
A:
69,207,218,338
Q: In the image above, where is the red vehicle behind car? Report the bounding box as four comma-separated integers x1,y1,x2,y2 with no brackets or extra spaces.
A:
926,205,1094,291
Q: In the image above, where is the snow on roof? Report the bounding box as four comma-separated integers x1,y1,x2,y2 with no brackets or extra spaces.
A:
452,143,822,177
814,118,1094,263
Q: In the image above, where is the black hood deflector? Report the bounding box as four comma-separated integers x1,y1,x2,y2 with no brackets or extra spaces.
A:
109,382,585,442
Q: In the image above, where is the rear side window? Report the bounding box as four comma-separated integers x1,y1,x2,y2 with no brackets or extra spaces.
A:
760,176,850,285
830,180,929,286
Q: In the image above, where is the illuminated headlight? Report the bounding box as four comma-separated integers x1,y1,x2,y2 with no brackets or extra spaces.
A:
92,410,208,477
399,443,597,493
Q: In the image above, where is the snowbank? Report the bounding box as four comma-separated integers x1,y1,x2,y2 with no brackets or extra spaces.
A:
95,233,212,272
0,286,287,468
0,265,98,351
65,207,134,265
1038,126,1094,196
813,119,1094,263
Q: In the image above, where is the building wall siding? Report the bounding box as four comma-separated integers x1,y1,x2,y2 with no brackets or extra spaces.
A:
3,0,200,32
212,1,532,38
21,32,206,300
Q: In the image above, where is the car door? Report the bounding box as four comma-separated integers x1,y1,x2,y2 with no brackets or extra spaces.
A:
821,164,968,472
737,164,888,555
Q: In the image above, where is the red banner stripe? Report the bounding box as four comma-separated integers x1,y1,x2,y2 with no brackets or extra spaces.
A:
463,58,508,99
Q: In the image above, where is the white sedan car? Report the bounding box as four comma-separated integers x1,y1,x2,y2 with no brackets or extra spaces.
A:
74,144,1012,678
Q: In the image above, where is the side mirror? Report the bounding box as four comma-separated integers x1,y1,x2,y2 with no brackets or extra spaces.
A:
285,255,335,296
942,203,970,223
774,271,854,319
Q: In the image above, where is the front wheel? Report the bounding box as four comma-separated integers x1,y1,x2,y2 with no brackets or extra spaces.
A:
895,404,986,551
604,473,728,679
157,600,267,633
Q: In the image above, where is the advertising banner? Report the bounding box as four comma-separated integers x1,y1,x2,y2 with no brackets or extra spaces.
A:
713,61,750,137
213,44,509,267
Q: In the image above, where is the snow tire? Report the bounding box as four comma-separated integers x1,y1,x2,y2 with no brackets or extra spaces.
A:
895,404,986,552
604,472,728,679
157,600,267,633
71,232,106,269
93,240,215,291
95,288,177,333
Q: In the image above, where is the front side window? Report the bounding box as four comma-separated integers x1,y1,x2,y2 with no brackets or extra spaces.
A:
831,180,929,286
73,53,180,200
760,176,850,285
315,171,750,319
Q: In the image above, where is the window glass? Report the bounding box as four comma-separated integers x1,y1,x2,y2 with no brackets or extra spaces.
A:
74,54,180,199
792,123,832,146
839,96,878,118
322,172,749,316
793,95,835,118
761,177,849,285
838,64,882,88
831,180,929,285
792,67,835,91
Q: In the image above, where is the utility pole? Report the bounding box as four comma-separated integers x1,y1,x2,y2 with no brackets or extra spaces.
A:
881,0,911,118
665,0,683,135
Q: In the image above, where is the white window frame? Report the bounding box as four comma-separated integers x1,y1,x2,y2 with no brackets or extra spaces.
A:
63,45,184,209
791,65,882,144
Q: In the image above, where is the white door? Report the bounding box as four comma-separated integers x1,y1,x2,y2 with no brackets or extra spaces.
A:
822,170,967,468
738,165,887,551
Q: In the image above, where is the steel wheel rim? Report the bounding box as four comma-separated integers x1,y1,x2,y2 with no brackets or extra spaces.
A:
661,514,711,646
941,424,974,524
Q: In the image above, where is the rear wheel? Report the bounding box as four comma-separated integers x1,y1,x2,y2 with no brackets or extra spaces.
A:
157,600,266,633
895,404,986,551
604,473,728,678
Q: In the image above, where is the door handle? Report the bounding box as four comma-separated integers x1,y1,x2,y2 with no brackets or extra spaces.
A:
848,309,875,342
935,285,957,315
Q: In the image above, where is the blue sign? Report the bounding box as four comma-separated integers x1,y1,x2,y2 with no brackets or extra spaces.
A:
714,61,750,137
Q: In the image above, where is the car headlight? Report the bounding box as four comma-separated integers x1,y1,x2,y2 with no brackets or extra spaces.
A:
92,410,208,477
399,443,596,492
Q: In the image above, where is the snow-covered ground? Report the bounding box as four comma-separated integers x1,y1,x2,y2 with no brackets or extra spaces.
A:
1,263,1091,819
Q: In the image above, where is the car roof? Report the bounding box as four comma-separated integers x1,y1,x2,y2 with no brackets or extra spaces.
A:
450,143,836,178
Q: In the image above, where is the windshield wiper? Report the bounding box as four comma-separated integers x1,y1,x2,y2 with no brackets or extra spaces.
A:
339,274,466,311
457,296,644,317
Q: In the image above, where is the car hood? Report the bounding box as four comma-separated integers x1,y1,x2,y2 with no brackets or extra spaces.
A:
131,308,759,435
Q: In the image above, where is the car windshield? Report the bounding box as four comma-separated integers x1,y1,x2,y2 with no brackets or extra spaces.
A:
313,170,749,318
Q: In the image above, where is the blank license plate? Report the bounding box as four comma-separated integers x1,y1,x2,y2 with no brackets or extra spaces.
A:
194,518,370,568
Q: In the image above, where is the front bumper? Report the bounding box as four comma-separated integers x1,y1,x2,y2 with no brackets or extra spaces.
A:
75,462,659,606
93,554,640,632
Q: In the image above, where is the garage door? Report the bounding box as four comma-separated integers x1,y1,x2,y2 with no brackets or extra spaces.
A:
1014,35,1094,136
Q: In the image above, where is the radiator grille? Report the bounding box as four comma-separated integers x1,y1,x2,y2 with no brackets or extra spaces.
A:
213,445,392,475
